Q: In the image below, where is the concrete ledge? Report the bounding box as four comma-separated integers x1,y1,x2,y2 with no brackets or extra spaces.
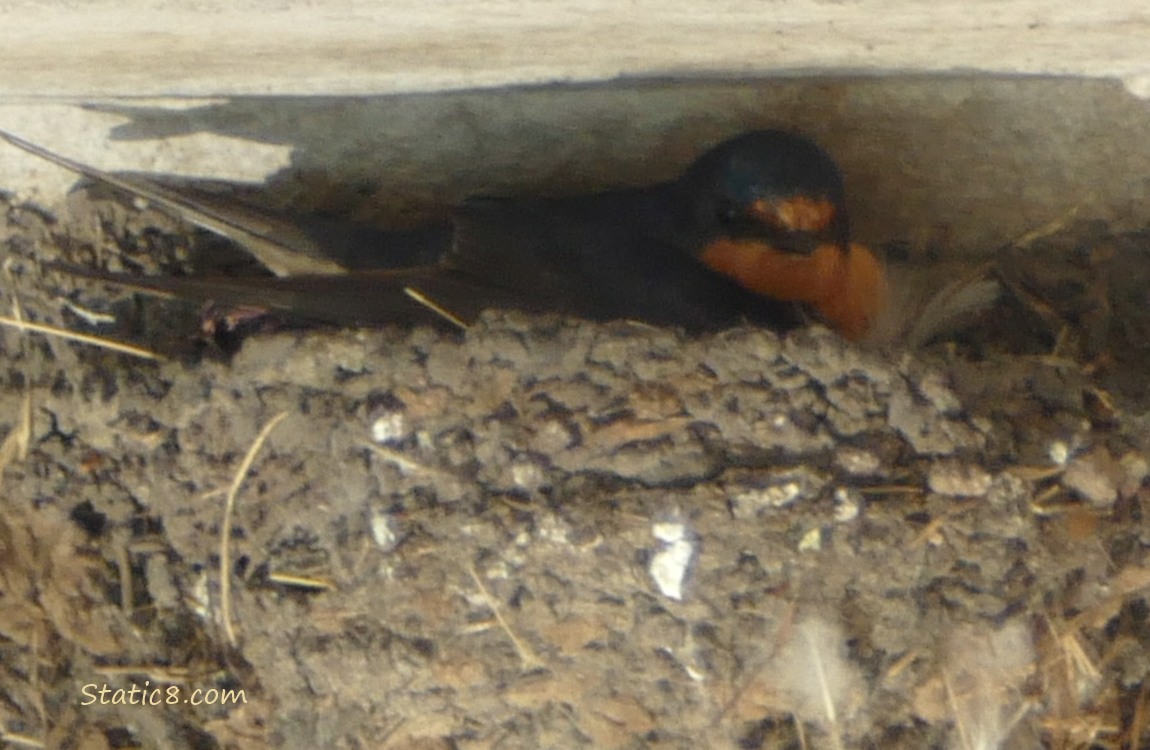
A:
2,1,1150,96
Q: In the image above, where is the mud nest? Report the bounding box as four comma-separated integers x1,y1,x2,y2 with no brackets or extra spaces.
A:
1,192,1149,749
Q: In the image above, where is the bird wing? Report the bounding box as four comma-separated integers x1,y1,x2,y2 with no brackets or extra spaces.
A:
0,128,346,277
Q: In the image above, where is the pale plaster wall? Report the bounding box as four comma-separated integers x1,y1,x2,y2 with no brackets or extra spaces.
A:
3,1,1150,97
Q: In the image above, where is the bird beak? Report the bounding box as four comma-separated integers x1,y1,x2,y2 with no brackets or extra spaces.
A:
747,196,838,234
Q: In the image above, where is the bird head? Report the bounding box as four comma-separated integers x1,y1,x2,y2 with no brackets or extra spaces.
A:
676,130,886,341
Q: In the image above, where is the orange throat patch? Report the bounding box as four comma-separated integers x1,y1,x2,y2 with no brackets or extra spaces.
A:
699,238,888,341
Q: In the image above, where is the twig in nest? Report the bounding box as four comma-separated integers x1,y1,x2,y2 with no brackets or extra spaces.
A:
0,315,164,361
404,286,469,330
466,563,543,670
1010,206,1080,250
0,730,45,749
219,411,288,647
369,444,454,478
267,572,334,591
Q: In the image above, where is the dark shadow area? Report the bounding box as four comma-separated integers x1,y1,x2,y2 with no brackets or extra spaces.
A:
83,74,1150,253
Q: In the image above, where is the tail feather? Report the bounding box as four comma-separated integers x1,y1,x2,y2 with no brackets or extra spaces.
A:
0,128,346,277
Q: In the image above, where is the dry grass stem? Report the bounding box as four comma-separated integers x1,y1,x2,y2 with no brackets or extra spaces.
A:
0,730,46,749
403,286,469,330
0,315,165,361
220,411,288,647
267,572,335,591
1011,207,1080,249
466,563,543,670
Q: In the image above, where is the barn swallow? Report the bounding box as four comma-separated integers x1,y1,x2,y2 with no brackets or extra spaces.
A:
1,128,887,341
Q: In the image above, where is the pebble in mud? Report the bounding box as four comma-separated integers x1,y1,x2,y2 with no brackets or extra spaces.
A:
927,460,994,498
1062,446,1121,508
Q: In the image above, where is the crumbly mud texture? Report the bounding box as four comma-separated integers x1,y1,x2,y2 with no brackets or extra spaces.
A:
1,191,1148,750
